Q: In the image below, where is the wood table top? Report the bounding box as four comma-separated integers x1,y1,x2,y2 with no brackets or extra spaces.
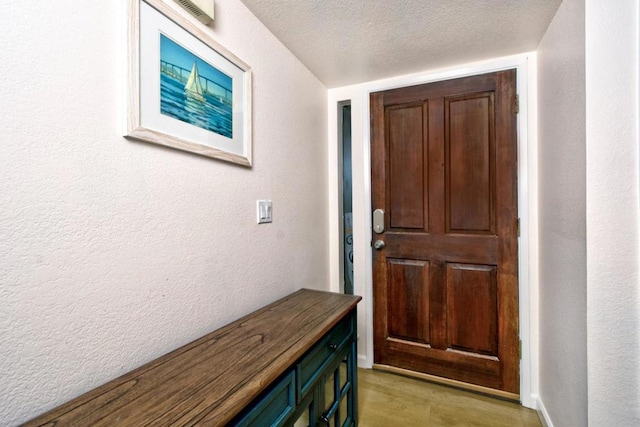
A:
23,289,361,426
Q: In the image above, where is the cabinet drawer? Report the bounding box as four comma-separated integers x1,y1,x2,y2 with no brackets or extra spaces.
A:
232,371,295,427
296,314,353,400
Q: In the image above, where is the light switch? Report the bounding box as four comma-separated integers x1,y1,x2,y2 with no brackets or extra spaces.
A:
257,200,272,224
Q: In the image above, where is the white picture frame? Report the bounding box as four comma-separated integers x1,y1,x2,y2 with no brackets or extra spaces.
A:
126,0,252,166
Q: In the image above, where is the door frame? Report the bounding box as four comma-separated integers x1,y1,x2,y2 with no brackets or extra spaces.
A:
327,53,538,408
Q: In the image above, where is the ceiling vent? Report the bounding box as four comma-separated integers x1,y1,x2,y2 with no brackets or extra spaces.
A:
174,0,214,25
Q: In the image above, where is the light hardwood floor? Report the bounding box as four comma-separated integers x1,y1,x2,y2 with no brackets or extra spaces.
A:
358,369,542,426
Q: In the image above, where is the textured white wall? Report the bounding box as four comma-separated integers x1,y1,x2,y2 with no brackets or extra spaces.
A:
536,0,588,425
0,0,328,425
586,0,640,425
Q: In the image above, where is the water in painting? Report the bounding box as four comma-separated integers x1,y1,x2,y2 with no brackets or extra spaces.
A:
160,34,233,138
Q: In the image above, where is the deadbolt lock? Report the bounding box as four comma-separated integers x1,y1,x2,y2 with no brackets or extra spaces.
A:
373,209,385,234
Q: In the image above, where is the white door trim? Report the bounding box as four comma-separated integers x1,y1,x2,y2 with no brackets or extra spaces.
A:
327,52,538,408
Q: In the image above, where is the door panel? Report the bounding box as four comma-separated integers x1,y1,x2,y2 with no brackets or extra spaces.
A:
446,93,495,234
446,263,498,356
388,104,427,230
387,259,430,344
371,70,519,395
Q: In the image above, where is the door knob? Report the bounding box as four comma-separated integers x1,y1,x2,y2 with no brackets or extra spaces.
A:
373,240,386,250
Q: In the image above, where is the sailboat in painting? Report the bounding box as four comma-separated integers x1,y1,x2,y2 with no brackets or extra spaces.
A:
185,62,205,101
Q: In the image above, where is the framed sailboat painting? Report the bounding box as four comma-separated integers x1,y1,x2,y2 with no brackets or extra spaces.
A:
126,0,252,166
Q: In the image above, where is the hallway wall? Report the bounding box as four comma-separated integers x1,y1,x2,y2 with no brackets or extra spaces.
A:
0,1,328,424
585,0,640,424
536,0,588,425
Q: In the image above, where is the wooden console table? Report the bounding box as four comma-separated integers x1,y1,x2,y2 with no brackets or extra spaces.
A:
23,289,361,426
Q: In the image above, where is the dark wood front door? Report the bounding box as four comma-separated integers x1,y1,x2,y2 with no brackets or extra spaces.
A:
370,70,519,395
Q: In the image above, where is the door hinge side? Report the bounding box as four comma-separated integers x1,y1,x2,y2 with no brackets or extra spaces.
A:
515,94,520,114
519,339,522,360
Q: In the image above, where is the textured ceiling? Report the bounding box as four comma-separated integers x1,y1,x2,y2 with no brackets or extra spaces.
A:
239,0,562,88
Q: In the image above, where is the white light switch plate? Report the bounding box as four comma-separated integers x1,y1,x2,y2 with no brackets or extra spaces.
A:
257,200,272,224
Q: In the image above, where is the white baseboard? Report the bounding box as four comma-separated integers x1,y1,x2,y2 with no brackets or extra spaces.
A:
535,395,554,427
357,354,370,368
